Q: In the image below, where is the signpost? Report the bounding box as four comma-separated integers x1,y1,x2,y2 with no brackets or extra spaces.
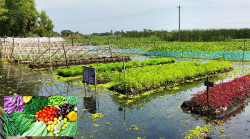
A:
204,76,214,104
83,66,96,85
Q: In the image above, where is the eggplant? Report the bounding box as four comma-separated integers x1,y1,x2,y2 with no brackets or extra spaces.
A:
7,97,16,107
16,96,20,107
4,97,15,107
69,105,74,109
19,96,24,106
63,104,67,107
7,105,16,114
20,105,24,111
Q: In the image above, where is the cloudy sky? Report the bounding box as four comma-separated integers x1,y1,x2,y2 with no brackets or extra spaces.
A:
35,0,250,34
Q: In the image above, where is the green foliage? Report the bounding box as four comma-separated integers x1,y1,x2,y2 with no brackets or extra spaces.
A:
0,0,7,20
185,125,210,139
57,58,175,77
0,0,39,37
109,61,232,92
35,10,54,37
61,30,73,37
90,29,250,42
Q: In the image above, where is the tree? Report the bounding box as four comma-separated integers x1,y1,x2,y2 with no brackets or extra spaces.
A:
35,10,54,37
0,0,7,21
61,30,73,37
0,0,39,37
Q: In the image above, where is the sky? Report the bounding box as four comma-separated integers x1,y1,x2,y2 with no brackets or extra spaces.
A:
35,0,250,34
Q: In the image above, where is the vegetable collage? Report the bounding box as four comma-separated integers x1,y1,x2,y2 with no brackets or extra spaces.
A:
3,96,77,137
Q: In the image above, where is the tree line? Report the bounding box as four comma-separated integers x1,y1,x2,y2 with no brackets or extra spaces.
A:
91,29,250,42
0,0,56,37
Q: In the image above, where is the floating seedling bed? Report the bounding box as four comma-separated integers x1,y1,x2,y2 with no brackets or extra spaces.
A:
27,56,131,69
181,74,250,119
109,61,233,94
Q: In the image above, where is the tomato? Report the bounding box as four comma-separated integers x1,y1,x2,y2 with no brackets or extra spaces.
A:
39,114,42,117
39,110,42,113
53,107,57,111
50,106,53,109
36,112,39,115
47,111,51,115
46,108,49,111
35,115,38,118
44,106,48,109
50,117,54,121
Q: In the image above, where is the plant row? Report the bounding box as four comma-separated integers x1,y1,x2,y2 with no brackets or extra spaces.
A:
108,61,233,93
191,74,250,109
57,58,175,77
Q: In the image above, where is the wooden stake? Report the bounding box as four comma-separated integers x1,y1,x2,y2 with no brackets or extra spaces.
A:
62,43,69,68
123,57,126,79
242,40,246,62
96,49,99,92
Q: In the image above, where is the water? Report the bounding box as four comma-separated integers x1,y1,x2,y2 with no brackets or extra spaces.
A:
1,58,250,139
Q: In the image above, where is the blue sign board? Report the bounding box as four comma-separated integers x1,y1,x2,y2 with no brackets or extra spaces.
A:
83,66,96,85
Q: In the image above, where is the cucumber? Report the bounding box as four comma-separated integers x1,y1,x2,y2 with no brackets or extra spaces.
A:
27,121,44,136
33,123,46,136
22,121,39,136
42,128,48,136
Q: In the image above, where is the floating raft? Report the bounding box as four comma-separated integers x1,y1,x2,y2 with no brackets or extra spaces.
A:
181,74,250,119
26,56,131,69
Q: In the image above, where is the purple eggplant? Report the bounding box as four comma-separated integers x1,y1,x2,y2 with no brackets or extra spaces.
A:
7,105,16,115
16,96,20,107
19,96,24,106
19,105,24,111
6,97,16,107
4,96,15,108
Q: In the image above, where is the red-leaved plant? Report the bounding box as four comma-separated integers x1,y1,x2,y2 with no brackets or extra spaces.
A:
191,74,250,109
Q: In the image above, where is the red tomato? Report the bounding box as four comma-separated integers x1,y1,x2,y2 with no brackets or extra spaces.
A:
53,107,57,111
44,106,48,109
50,106,54,109
50,117,54,121
35,115,38,118
36,112,39,115
39,110,42,113
39,114,42,117
47,111,51,115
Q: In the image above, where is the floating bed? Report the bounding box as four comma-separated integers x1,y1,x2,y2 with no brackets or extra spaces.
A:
26,56,131,69
181,74,250,119
57,57,175,77
109,61,233,94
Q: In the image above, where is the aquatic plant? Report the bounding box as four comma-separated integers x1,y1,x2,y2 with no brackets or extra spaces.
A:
185,125,210,139
57,58,175,77
110,61,232,93
191,74,250,108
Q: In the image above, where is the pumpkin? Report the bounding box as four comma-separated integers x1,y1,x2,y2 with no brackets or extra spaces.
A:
67,111,77,121
23,96,32,103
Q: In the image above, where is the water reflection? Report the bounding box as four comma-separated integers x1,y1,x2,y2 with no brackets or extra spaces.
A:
84,96,97,114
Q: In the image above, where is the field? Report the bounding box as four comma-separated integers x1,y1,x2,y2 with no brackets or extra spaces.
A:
67,37,250,52
1,44,250,139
